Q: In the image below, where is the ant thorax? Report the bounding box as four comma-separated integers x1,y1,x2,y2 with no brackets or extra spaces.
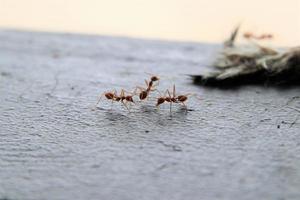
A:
171,98,177,102
165,97,171,102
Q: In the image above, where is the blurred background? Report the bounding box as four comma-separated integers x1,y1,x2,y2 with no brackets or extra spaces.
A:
0,0,299,46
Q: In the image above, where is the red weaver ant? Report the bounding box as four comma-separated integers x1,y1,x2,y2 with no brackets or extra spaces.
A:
156,84,199,112
95,89,135,111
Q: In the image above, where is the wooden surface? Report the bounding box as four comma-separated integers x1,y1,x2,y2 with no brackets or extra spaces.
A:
0,30,300,200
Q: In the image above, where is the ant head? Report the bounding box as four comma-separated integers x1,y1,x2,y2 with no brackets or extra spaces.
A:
139,91,148,100
177,95,188,102
105,93,114,99
151,76,159,82
156,97,165,106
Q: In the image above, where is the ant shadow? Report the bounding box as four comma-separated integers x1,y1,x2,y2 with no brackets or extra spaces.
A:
138,104,191,127
139,104,158,114
95,104,192,129
91,106,193,146
94,107,131,123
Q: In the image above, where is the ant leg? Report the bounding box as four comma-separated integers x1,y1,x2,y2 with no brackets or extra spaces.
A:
132,87,138,96
120,89,125,97
136,86,147,92
126,100,134,109
122,89,131,94
157,90,163,97
173,84,176,98
181,102,188,111
113,89,117,95
130,101,136,109
165,89,173,113
127,102,132,109
145,80,149,87
156,105,161,111
166,89,171,97
151,81,159,90
121,101,130,112
185,93,202,100
94,92,105,108
146,92,151,100
137,86,146,90
109,99,114,110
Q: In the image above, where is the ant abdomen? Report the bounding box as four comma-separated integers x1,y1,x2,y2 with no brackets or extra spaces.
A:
156,97,165,106
139,91,148,100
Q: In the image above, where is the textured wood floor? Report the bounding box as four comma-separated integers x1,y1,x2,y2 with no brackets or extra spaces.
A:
0,30,299,200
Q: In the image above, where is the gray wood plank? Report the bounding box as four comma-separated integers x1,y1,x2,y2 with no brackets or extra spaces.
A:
0,29,299,200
